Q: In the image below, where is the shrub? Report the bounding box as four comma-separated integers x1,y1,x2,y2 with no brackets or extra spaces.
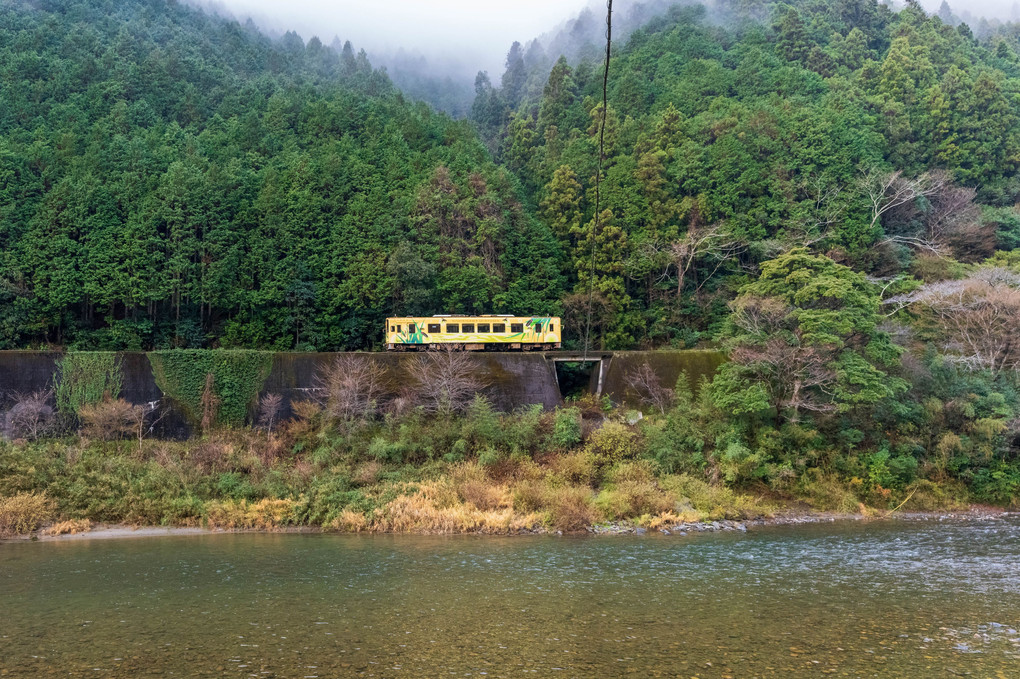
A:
0,492,56,537
551,407,582,449
78,397,146,441
546,485,597,532
3,390,57,440
463,396,500,448
549,451,596,486
368,436,403,463
595,461,674,519
204,498,300,529
353,461,383,486
584,421,637,469
503,404,544,457
659,474,774,520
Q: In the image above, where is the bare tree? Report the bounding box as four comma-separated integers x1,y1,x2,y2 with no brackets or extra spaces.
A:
406,348,485,416
861,168,946,238
888,267,1020,377
257,393,284,435
731,338,838,424
727,296,838,423
864,168,993,260
623,362,675,414
664,222,744,294
315,355,389,422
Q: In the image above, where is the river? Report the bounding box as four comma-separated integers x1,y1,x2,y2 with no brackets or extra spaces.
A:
2,517,1019,677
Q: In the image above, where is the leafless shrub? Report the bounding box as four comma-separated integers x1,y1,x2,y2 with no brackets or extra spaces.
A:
3,390,56,440
624,362,675,414
406,348,485,416
78,397,146,442
257,393,283,433
188,439,230,473
315,355,388,422
282,399,323,441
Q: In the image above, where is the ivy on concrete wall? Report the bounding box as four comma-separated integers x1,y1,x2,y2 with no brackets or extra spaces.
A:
54,352,123,416
148,350,273,428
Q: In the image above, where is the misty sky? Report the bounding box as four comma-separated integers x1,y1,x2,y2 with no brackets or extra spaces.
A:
208,0,589,76
207,0,1020,79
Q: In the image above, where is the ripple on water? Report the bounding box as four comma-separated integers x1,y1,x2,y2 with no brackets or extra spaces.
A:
1,518,1019,677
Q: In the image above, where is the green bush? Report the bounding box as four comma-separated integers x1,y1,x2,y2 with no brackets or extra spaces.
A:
551,407,582,449
503,404,544,457
584,421,637,469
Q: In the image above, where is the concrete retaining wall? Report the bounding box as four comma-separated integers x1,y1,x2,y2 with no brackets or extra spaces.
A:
0,349,726,437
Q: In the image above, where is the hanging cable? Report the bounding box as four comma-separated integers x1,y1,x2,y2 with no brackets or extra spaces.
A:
582,0,612,360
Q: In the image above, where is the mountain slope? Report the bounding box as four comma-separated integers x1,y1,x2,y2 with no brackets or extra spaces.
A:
0,0,562,350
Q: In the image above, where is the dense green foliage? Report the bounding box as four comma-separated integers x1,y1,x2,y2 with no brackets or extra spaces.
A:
0,0,562,351
148,349,273,427
475,0,1020,347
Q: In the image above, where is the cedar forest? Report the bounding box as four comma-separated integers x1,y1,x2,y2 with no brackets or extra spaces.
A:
3,0,1020,511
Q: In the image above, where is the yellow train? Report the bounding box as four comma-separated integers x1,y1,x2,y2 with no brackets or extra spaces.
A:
385,316,561,351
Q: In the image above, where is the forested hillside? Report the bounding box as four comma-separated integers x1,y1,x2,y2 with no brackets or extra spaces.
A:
474,0,1020,347
0,0,562,351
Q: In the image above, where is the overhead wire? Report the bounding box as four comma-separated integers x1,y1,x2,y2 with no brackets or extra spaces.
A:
582,0,613,361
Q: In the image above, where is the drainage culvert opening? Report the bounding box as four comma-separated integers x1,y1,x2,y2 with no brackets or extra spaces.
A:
554,361,600,400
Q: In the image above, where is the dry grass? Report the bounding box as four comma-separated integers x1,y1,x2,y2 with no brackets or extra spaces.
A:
453,463,510,511
638,511,703,531
42,519,92,536
545,485,598,532
203,498,300,530
372,480,542,534
0,492,57,537
329,509,369,532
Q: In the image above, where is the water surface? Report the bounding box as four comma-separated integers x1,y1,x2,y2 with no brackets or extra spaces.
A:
2,518,1019,677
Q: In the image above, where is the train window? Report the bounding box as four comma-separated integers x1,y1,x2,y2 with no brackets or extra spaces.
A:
493,324,506,333
409,323,416,334
390,326,395,332
428,323,440,334
447,324,459,333
478,323,490,332
510,323,524,333
534,323,543,334
397,325,402,333
550,324,555,332
462,323,475,333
